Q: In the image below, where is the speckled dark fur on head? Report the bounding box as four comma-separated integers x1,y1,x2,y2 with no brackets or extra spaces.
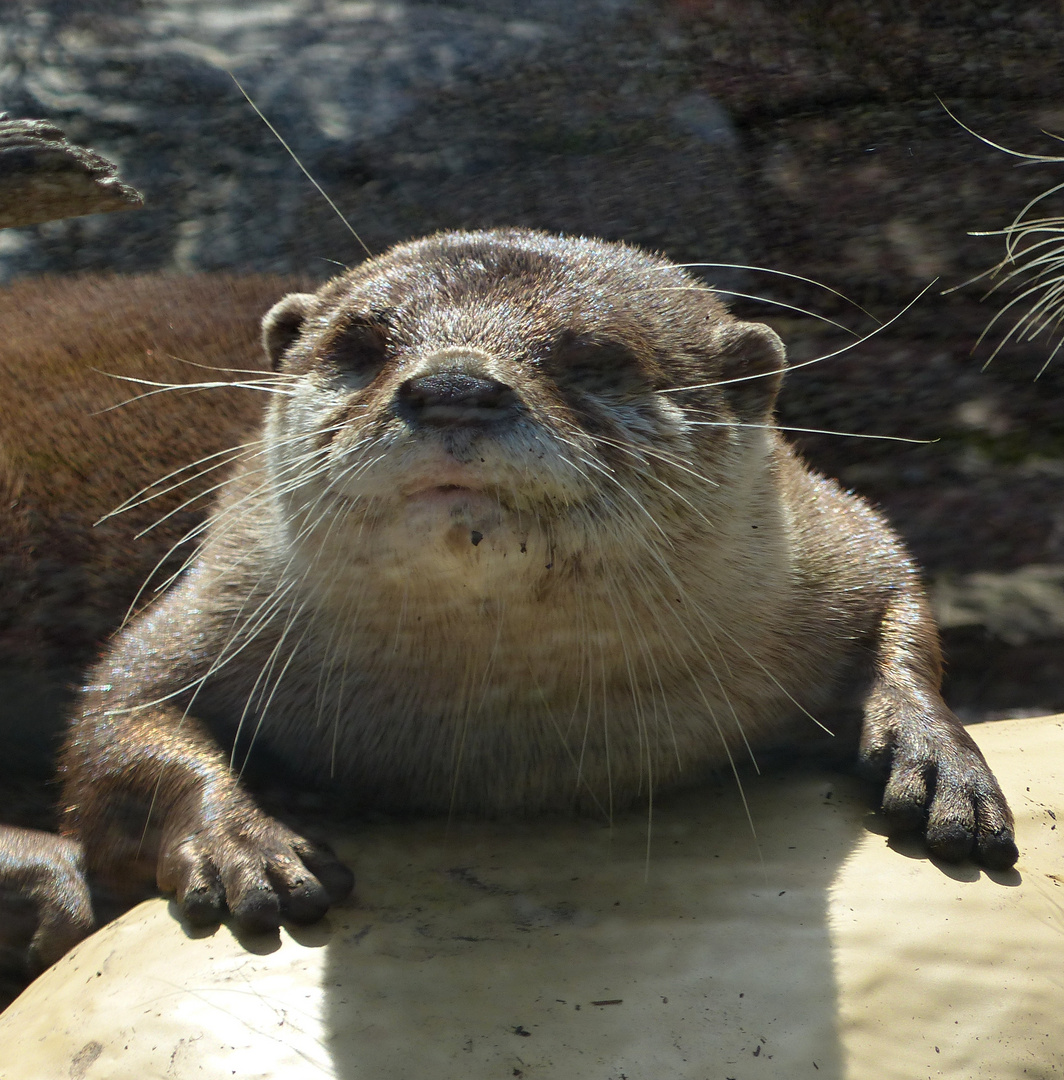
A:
11,229,1017,957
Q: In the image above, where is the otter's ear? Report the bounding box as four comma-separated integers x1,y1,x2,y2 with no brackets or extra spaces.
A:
716,320,786,422
262,293,315,370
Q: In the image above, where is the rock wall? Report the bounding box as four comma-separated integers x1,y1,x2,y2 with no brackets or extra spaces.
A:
2,0,1063,715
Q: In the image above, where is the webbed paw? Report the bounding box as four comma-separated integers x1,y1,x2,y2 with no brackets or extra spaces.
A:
859,707,1018,870
156,791,354,932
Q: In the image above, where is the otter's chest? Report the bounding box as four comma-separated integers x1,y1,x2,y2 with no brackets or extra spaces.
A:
204,593,844,814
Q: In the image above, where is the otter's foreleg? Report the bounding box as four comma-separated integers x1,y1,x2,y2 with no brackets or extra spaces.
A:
59,704,354,930
0,826,93,978
857,593,1018,870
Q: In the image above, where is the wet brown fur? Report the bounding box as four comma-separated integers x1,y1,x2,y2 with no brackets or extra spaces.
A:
0,272,303,668
0,826,91,978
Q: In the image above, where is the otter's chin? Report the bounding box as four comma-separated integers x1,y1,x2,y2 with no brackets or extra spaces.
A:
396,484,514,550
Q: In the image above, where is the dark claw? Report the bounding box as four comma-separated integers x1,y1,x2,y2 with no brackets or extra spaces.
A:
880,795,928,837
924,822,974,864
230,885,283,934
299,844,355,906
975,830,1020,872
181,882,226,928
280,878,333,925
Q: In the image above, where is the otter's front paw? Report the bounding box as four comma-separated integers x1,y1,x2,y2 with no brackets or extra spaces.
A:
156,794,354,932
0,827,94,978
858,712,1018,871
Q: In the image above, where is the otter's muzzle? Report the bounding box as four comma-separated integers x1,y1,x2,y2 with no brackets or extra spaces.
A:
397,372,518,427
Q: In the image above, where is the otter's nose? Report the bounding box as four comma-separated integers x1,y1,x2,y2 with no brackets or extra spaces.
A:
397,372,517,427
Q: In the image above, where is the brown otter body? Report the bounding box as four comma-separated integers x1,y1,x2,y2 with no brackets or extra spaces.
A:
0,273,302,989
0,272,303,672
13,229,1019,948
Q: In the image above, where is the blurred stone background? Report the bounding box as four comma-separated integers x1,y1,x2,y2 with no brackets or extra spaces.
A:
2,0,1063,728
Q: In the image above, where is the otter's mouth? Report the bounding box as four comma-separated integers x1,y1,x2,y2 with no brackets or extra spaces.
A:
402,482,499,515
404,481,483,499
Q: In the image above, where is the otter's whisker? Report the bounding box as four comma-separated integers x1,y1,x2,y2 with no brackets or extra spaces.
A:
548,423,681,547
230,71,371,260
653,261,880,322
115,426,335,549
233,600,313,780
942,101,1064,369
117,443,342,617
663,280,936,395
654,285,861,335
685,418,933,445
90,373,296,414
140,354,303,379
586,432,722,527
99,439,264,523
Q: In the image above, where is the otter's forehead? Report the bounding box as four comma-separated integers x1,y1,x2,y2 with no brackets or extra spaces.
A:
311,228,724,356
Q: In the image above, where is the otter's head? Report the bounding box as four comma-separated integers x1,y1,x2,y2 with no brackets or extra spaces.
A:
258,229,786,592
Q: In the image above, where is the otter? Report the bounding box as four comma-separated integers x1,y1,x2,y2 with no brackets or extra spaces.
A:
0,270,302,986
0,270,306,673
9,228,1018,956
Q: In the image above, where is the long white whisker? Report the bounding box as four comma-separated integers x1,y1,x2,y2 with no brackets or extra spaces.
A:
938,97,1064,164
654,285,861,335
585,432,718,530
661,281,936,394
99,440,263,523
684,419,933,444
230,72,372,259
89,372,295,414
657,261,880,322
233,601,313,779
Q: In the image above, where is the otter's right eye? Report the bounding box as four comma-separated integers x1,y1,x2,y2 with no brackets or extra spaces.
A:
322,316,390,374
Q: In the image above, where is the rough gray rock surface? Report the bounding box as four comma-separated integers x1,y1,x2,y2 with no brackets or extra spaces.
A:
0,116,142,228
1,0,1063,718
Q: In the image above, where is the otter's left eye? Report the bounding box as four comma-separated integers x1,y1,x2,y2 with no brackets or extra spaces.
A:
551,335,642,393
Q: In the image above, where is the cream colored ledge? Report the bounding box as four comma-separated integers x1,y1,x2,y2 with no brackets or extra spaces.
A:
1,714,1060,1080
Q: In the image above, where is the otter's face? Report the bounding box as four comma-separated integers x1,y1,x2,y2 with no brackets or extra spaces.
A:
259,229,785,586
